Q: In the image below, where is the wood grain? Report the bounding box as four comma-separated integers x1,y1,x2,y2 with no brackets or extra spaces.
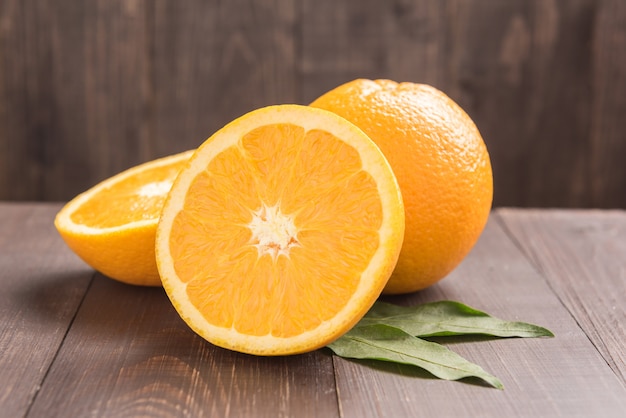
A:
332,216,626,417
444,0,598,207
497,208,626,386
0,203,92,418
27,275,339,418
299,0,446,102
1,0,625,207
590,0,626,207
2,204,626,417
0,0,155,200
0,0,37,200
152,0,297,158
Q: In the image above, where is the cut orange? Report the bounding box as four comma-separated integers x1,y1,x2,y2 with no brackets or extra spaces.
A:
54,150,194,286
156,105,405,355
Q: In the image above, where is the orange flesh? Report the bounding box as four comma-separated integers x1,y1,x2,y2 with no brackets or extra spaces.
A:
71,162,186,228
170,123,383,338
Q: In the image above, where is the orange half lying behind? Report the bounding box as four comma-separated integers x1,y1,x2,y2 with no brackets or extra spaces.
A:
55,150,194,286
156,105,405,355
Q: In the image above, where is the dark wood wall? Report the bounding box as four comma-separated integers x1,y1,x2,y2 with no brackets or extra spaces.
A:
1,0,625,207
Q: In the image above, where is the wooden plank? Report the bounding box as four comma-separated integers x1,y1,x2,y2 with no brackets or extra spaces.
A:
152,0,298,158
3,205,626,416
27,275,339,417
332,215,626,417
299,0,447,103
497,208,626,386
0,0,155,201
444,0,598,207
0,203,92,418
590,0,626,207
2,0,626,207
0,0,37,200
78,0,155,186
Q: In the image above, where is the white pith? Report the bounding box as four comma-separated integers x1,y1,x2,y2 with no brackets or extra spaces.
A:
248,203,300,260
137,180,174,198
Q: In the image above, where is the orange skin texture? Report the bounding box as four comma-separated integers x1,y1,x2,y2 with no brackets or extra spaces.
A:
57,221,160,286
311,79,493,294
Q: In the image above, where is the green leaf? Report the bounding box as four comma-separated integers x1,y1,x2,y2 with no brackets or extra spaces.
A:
358,301,554,338
326,300,554,389
328,324,504,389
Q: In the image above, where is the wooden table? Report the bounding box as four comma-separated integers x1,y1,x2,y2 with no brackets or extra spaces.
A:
1,203,625,417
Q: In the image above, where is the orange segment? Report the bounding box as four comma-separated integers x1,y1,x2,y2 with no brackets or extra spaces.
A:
70,161,184,228
54,150,194,286
156,105,404,355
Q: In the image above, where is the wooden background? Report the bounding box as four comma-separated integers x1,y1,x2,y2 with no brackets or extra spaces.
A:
0,0,624,207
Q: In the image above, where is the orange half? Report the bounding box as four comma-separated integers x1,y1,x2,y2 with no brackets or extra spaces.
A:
55,150,194,285
156,105,404,355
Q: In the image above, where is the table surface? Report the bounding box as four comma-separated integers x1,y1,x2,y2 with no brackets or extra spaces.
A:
1,203,625,418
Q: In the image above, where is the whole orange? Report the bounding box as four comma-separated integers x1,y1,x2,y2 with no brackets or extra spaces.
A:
311,79,493,294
